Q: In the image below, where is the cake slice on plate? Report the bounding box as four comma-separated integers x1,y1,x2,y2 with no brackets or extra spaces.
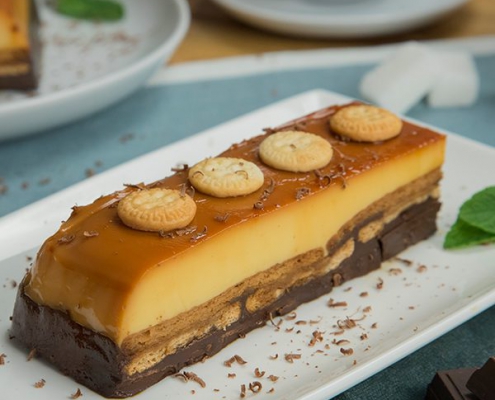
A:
0,0,40,90
11,103,446,397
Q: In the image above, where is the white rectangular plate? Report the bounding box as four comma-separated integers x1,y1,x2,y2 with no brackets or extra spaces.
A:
0,89,494,400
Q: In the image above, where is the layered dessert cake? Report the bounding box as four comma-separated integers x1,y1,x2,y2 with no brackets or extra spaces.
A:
0,0,40,90
11,103,446,397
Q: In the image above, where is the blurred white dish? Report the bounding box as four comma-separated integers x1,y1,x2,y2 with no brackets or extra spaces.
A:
0,0,190,141
211,0,468,38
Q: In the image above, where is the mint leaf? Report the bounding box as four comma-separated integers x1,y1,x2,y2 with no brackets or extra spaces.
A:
444,218,495,249
459,186,495,234
56,0,124,21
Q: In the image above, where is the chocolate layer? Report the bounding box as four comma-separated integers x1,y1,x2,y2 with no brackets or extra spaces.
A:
467,357,495,400
11,196,440,398
426,369,479,400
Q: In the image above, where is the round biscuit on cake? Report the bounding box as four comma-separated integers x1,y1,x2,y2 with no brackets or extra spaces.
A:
330,104,402,142
259,130,333,172
188,157,264,198
118,188,196,232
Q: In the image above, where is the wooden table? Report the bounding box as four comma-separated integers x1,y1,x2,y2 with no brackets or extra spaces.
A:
170,0,495,64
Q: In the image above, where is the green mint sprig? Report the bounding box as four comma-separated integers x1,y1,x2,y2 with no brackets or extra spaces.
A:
56,0,124,21
444,186,495,249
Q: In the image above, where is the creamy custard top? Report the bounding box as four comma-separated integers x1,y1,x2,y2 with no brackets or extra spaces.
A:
25,104,446,343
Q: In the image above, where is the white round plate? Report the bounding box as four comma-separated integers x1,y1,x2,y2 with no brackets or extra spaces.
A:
0,0,190,141
211,0,468,39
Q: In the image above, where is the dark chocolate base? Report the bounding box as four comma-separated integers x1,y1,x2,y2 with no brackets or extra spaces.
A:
426,369,479,400
11,197,440,398
467,357,495,400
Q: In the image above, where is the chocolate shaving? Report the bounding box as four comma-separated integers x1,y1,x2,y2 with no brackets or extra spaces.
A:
388,268,402,275
176,225,197,237
159,230,175,239
0,353,6,365
214,213,230,223
337,317,357,330
234,355,247,365
268,313,282,330
179,182,195,198
58,235,75,245
417,265,427,273
34,379,46,388
254,368,265,378
259,178,276,202
171,164,189,173
228,373,236,378
190,226,207,242
363,306,372,313
340,348,354,356
295,187,310,200
268,375,279,382
70,388,83,399
309,330,324,347
371,322,378,329
83,230,99,238
249,381,262,393
240,384,247,398
359,292,368,297
376,278,384,290
262,127,276,134
269,354,278,360
124,182,146,190
174,373,188,383
333,339,350,346
327,299,348,308
295,320,307,325
254,179,276,210
394,257,413,266
284,353,301,363
27,348,37,361
184,371,206,388
360,333,369,341
253,201,264,210
314,169,332,188
332,273,342,286
224,355,247,367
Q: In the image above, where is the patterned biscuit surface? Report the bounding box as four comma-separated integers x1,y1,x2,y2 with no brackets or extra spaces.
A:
188,157,264,198
118,188,196,232
330,105,402,142
259,130,333,172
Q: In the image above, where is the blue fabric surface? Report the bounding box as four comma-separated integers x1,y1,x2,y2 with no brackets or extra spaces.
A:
0,53,494,399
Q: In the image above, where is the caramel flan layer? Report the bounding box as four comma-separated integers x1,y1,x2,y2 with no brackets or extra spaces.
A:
24,104,446,345
0,0,40,90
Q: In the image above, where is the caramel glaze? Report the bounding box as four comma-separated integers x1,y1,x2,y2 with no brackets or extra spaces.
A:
27,103,445,330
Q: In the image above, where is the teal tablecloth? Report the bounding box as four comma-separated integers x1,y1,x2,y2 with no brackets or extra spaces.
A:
1,53,494,399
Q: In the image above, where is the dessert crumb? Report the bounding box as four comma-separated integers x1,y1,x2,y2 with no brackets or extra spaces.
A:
70,388,83,399
34,379,46,388
27,348,37,361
